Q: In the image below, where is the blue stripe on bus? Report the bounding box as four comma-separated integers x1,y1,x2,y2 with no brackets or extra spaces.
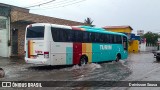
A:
66,47,73,64
92,43,99,62
91,44,125,62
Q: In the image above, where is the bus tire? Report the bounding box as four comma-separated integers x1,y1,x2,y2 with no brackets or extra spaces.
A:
79,56,88,66
116,54,121,62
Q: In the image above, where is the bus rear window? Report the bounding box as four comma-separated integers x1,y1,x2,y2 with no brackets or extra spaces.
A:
27,26,44,38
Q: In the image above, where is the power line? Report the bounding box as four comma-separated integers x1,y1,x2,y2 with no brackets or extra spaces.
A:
25,0,45,7
30,0,87,10
25,0,79,9
42,0,79,7
25,0,56,8
32,0,78,8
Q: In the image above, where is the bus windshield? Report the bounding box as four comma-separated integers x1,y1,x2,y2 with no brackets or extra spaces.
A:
26,26,44,38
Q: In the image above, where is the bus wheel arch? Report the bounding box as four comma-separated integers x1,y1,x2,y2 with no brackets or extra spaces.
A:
116,53,121,62
79,55,88,66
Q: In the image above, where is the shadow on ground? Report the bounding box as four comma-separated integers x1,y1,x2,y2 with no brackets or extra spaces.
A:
27,65,74,71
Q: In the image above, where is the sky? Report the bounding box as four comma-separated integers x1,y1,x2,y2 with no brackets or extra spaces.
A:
1,0,160,34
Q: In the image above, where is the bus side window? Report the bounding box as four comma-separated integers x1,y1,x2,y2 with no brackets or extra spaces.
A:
108,34,112,43
113,35,116,44
83,31,89,43
99,34,104,43
90,32,95,43
114,35,121,44
67,30,73,42
59,29,67,42
51,27,59,42
74,30,83,42
105,34,109,43
112,35,115,43
51,28,69,42
95,33,100,43
118,35,122,44
88,33,91,42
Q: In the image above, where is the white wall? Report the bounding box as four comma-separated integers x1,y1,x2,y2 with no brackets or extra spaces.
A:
139,43,146,51
139,43,157,51
146,46,157,51
0,16,9,57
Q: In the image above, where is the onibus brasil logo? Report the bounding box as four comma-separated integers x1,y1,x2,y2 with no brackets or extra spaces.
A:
2,82,42,87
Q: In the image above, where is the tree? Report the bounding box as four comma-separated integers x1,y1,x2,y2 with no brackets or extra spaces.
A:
141,31,160,45
84,17,94,27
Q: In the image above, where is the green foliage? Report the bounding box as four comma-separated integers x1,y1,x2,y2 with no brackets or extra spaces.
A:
84,17,94,27
142,32,160,45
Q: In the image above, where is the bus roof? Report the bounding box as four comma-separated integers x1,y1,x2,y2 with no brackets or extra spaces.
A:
29,23,128,37
76,26,127,37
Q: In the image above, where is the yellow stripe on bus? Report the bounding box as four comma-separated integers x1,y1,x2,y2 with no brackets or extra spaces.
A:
30,40,34,55
82,43,92,63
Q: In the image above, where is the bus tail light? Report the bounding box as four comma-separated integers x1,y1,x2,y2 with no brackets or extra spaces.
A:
44,52,49,58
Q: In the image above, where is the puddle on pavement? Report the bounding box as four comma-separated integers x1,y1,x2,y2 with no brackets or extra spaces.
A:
2,52,160,89
0,56,132,81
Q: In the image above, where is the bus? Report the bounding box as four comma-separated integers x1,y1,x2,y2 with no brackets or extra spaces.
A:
25,23,128,65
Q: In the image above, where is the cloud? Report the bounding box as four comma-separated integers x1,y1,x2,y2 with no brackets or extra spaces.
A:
1,0,160,33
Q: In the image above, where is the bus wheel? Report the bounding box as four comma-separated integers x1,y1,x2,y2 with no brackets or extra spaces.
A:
79,56,87,66
115,55,120,62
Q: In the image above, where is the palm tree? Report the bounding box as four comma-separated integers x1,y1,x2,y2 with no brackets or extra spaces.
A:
84,17,94,27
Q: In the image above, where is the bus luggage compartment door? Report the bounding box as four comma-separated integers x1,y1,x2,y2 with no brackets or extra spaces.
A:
50,42,69,65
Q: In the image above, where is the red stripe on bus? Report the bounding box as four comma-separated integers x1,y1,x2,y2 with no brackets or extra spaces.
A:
71,27,82,31
73,43,82,64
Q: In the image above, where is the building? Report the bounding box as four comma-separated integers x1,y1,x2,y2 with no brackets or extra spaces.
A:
129,34,140,52
103,26,140,53
137,30,144,36
103,26,133,39
0,3,85,57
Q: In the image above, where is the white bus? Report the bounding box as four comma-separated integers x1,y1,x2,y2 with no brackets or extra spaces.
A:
25,23,128,65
